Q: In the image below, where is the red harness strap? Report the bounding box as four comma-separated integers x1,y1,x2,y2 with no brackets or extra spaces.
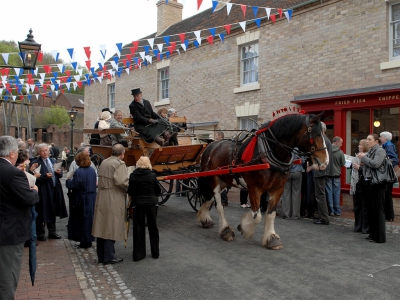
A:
241,127,268,163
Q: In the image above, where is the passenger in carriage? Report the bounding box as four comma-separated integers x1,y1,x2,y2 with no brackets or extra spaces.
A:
129,88,177,147
110,110,130,147
167,108,185,146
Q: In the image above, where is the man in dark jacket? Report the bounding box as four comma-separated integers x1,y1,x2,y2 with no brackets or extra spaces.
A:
0,136,39,299
129,88,176,146
31,143,68,241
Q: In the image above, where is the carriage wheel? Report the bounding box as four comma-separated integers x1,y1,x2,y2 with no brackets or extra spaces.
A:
90,153,104,171
158,179,173,205
185,178,206,212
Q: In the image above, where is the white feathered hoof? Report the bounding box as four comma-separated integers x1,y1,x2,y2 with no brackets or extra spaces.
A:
220,226,235,241
266,235,283,250
201,219,214,228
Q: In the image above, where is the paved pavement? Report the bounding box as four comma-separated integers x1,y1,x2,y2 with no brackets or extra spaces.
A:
15,183,400,300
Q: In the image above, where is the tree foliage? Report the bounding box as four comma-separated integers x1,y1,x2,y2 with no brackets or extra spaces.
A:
43,105,70,128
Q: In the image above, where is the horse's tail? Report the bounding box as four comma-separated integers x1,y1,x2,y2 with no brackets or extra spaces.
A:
197,176,215,200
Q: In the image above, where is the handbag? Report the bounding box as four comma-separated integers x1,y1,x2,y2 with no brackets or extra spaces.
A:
370,156,398,185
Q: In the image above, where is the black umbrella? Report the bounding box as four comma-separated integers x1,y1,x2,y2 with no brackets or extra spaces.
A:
29,206,38,286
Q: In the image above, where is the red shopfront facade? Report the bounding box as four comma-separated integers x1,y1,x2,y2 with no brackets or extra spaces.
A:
292,84,400,197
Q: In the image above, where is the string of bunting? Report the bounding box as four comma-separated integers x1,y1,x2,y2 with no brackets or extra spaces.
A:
0,0,293,101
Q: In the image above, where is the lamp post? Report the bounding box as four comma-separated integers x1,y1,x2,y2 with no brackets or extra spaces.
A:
0,28,42,70
68,108,78,165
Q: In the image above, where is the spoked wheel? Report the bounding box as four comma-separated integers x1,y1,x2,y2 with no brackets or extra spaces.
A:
90,153,104,171
184,178,206,212
158,179,174,205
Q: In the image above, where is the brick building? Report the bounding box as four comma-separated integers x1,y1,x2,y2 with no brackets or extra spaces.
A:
83,0,400,215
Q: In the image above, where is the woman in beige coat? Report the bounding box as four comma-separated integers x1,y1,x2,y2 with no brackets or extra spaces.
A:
92,144,129,264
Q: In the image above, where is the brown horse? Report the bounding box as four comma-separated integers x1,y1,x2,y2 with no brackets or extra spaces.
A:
197,112,328,249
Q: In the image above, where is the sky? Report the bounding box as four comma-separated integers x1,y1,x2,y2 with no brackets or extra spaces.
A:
1,0,212,66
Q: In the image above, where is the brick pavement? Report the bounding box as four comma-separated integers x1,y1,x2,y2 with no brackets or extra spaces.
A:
14,189,399,299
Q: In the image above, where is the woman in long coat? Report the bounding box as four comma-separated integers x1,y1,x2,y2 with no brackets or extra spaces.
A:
128,156,161,261
358,134,387,243
66,152,97,248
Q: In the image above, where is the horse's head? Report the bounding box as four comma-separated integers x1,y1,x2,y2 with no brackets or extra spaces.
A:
297,112,329,170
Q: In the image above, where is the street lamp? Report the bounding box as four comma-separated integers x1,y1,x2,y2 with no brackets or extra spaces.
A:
0,28,42,70
68,107,78,165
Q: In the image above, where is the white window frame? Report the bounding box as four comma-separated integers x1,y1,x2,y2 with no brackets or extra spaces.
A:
155,60,171,106
234,31,261,93
108,83,115,109
240,43,259,85
159,68,169,100
390,1,400,60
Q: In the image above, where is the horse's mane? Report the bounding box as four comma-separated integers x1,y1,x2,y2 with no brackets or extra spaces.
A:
260,114,307,141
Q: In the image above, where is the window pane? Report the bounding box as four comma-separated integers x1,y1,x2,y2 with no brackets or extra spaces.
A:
241,42,259,85
240,117,258,130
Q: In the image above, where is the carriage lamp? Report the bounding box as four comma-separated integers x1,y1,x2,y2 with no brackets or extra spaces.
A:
68,108,78,165
0,29,41,70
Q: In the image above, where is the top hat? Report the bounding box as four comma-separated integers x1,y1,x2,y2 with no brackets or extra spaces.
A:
131,88,142,96
102,107,112,113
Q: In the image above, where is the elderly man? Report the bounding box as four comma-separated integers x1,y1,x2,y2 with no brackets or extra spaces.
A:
110,110,130,147
31,143,68,241
27,138,36,159
0,136,39,298
129,88,176,146
92,144,129,265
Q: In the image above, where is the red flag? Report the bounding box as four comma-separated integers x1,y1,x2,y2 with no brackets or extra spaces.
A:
43,84,48,91
85,60,91,70
61,89,65,94
240,4,247,16
206,36,214,45
126,54,132,62
122,59,127,66
77,81,83,89
197,0,203,10
44,65,52,74
178,33,186,43
270,14,276,23
132,41,139,51
129,47,136,55
224,24,231,34
171,41,176,51
83,47,91,59
37,51,43,62
167,46,173,55
278,8,283,18
19,95,24,101
66,70,71,77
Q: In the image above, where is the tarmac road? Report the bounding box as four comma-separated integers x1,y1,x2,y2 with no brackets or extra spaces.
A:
57,178,400,300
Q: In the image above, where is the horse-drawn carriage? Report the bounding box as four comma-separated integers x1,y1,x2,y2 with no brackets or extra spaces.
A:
83,117,209,212
84,111,329,250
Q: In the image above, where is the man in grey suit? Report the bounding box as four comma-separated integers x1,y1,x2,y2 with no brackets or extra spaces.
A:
0,136,39,299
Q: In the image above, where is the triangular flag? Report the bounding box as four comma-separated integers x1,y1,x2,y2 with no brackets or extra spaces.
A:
180,43,187,52
265,8,271,19
163,36,170,46
143,45,150,55
85,60,91,70
212,0,218,13
197,0,203,10
255,18,261,28
194,30,201,39
226,3,232,15
178,33,186,43
57,64,65,73
157,44,164,52
193,40,199,48
206,36,214,45
239,21,246,32
252,6,258,18
99,45,107,59
51,50,59,62
147,38,154,49
67,48,74,59
218,33,225,43
284,10,293,21
270,14,276,23
1,53,9,64
224,24,231,34
83,47,91,59
209,28,216,37
240,5,247,16
278,8,283,18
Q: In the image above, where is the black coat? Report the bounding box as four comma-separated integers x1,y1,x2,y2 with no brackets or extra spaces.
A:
0,159,39,245
129,99,169,143
128,168,161,206
52,147,60,160
31,157,68,222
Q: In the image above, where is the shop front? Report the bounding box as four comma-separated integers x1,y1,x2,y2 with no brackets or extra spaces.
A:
292,84,400,212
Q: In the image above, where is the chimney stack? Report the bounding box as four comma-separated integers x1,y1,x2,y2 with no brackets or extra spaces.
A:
156,0,183,36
